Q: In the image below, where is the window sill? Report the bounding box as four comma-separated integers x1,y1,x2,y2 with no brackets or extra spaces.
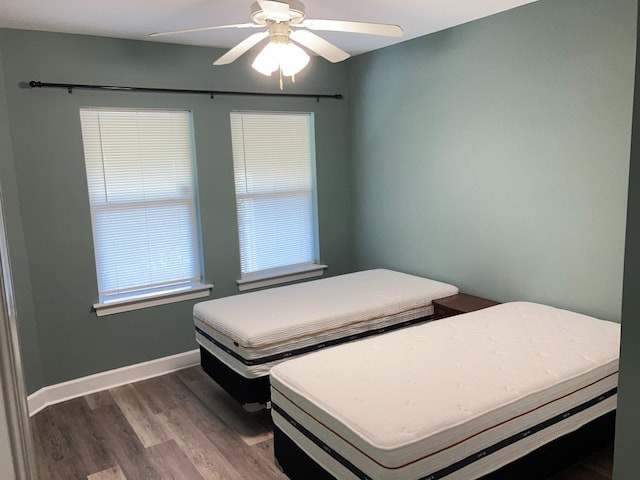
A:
93,283,213,317
237,264,327,292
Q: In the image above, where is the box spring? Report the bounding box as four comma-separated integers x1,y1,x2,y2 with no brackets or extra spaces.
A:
273,411,615,480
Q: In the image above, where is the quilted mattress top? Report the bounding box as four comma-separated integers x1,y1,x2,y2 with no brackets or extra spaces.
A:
270,302,620,469
193,269,458,348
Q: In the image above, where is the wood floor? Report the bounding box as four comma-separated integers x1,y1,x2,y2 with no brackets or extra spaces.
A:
31,366,614,480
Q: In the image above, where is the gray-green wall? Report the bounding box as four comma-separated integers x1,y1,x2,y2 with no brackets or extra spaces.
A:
0,38,43,393
0,29,352,392
348,0,635,322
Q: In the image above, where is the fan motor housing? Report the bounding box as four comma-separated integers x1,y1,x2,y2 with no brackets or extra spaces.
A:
251,1,306,25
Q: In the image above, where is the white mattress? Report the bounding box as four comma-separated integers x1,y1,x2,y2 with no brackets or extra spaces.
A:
270,302,620,480
194,269,458,378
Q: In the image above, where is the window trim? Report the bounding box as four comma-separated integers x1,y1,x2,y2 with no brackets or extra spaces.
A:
93,282,213,317
236,263,327,292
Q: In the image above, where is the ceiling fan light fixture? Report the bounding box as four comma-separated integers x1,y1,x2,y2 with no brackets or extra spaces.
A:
151,0,404,86
251,40,310,77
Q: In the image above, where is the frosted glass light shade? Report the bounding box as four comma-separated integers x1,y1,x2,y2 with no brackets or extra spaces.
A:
252,42,281,76
280,42,310,76
252,41,310,77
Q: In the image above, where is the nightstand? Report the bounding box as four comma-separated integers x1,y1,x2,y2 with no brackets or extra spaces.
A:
432,293,500,320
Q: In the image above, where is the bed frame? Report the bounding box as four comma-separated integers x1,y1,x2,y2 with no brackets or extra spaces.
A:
273,411,616,480
199,346,271,405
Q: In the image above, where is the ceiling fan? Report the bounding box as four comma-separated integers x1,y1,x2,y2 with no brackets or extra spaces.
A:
150,0,403,87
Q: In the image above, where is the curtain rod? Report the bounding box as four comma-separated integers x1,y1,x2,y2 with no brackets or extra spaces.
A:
28,81,343,101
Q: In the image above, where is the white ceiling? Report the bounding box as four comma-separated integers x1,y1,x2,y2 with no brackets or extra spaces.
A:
0,0,539,58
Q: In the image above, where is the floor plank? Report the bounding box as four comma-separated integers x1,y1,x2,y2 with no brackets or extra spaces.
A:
32,400,92,480
177,368,273,446
84,390,115,411
168,377,285,479
148,439,206,480
157,407,241,480
91,403,165,480
55,398,115,474
110,384,171,448
31,366,614,480
128,376,178,415
86,465,127,480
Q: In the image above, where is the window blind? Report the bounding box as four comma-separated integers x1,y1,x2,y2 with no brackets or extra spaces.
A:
230,111,318,276
80,108,202,302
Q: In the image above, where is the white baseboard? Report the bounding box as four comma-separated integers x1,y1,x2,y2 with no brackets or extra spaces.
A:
27,349,200,417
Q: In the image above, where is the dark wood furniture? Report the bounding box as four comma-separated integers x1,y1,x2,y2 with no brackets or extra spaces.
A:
432,293,500,320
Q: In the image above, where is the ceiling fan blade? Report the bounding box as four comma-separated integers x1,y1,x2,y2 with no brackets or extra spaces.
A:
213,31,269,65
150,23,259,37
290,30,350,63
256,0,290,22
301,19,403,37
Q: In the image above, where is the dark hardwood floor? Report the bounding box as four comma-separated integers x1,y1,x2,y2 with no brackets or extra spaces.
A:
31,366,614,479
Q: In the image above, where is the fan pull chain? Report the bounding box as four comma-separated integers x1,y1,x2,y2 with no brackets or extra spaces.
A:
279,68,284,91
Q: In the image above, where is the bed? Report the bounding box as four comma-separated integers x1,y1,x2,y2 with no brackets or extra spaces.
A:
270,301,620,480
193,269,458,407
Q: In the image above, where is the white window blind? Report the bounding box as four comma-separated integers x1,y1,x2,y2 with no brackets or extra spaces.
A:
80,108,204,307
230,111,320,282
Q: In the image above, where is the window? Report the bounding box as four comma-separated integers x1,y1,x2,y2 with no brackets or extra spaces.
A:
80,108,211,316
230,111,325,290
